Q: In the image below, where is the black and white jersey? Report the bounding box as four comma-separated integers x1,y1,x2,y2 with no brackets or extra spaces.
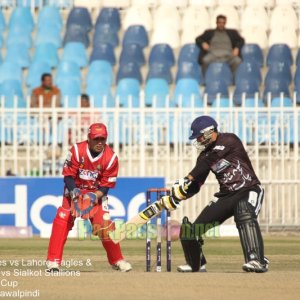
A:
189,133,260,195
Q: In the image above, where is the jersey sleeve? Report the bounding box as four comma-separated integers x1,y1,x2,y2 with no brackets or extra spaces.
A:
99,153,119,188
62,145,80,178
189,155,211,184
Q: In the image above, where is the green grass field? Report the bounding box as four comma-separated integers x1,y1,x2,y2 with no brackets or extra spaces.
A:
0,235,299,300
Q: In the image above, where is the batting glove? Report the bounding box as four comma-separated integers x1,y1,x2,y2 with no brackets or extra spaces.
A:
171,177,191,201
70,188,82,201
160,195,180,211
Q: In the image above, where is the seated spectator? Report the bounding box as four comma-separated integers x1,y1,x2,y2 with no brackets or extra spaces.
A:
80,93,90,107
196,15,244,76
31,73,61,107
80,93,91,125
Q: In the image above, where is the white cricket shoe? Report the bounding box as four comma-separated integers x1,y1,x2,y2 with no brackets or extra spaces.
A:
112,260,132,272
242,259,268,273
177,264,207,273
46,260,60,273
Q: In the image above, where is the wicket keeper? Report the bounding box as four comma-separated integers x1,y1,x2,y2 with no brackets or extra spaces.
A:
46,123,132,272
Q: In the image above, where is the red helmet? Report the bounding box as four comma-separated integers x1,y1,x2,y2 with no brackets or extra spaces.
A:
88,123,108,139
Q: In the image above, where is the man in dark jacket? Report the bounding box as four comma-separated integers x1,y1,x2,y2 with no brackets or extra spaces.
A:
195,15,245,75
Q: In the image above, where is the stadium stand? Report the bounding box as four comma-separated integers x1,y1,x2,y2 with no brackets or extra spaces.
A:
149,44,175,68
119,43,145,67
61,42,88,68
0,1,300,110
87,60,114,86
122,25,149,49
94,23,119,48
145,78,170,107
233,78,261,106
26,61,52,90
205,62,233,86
173,78,203,107
116,62,143,84
146,63,173,84
175,61,204,84
241,44,264,67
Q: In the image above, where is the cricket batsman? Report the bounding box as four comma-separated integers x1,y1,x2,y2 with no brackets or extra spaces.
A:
46,123,132,272
160,115,269,273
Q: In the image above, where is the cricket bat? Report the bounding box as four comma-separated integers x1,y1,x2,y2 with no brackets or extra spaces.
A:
109,200,163,244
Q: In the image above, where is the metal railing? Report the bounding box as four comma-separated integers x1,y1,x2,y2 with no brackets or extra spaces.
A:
1,93,300,228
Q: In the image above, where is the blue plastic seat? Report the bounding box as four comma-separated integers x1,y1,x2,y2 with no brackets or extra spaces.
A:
264,62,292,86
271,97,293,107
0,9,6,32
149,44,175,68
35,26,62,48
211,97,232,108
173,79,203,107
66,7,92,33
90,43,116,65
263,78,290,103
63,24,89,48
146,63,173,84
93,24,119,48
0,62,22,83
8,7,34,33
26,61,52,88
116,62,142,84
17,0,39,7
61,42,87,67
0,80,25,107
57,78,81,108
145,79,170,107
5,44,31,68
116,78,140,107
37,6,62,30
32,43,59,68
119,43,145,67
204,80,229,105
266,44,293,66
87,60,113,86
296,49,300,67
86,82,114,108
241,98,264,107
233,78,260,106
122,25,148,49
176,62,204,84
294,66,300,87
295,82,300,103
95,7,120,33
6,26,32,49
47,0,73,9
178,44,200,64
235,61,262,85
205,62,233,86
56,61,81,84
241,44,264,67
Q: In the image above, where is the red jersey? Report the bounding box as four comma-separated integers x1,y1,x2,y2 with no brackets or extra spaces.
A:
62,140,118,191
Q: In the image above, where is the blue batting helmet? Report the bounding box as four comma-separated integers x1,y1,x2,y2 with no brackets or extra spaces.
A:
189,115,218,140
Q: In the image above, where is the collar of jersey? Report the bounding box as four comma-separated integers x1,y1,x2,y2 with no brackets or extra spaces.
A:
86,145,104,162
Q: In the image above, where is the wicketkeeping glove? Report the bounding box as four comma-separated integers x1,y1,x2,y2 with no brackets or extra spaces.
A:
70,188,82,201
160,195,180,211
171,177,192,201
